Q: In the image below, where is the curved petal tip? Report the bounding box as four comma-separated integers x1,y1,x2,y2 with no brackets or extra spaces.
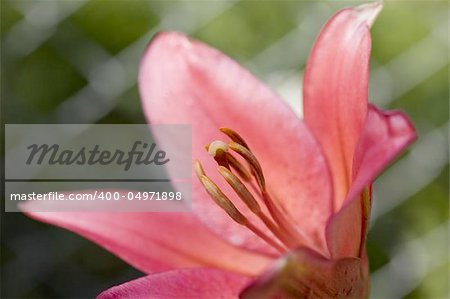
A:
355,1,384,28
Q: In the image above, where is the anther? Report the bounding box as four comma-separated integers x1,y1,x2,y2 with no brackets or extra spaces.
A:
220,127,250,150
195,128,304,252
199,175,247,225
206,140,251,181
228,142,266,190
207,140,229,169
225,153,252,182
218,166,260,214
219,166,295,248
199,172,286,253
194,160,205,179
208,140,228,157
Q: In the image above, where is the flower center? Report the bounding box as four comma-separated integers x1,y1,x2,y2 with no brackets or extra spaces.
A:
194,128,303,253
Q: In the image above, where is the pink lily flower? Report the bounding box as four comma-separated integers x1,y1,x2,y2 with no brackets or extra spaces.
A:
22,2,417,298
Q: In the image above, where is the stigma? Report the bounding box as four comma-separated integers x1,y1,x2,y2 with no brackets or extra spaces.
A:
194,128,303,254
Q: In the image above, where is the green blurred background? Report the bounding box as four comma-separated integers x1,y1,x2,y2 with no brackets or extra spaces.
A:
1,0,448,298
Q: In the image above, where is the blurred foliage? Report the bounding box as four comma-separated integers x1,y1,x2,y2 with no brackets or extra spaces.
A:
195,1,301,59
17,45,87,113
1,1,448,298
72,0,159,54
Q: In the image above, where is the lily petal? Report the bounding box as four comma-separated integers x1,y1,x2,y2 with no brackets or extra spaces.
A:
325,190,366,259
21,193,272,276
97,268,252,299
241,247,366,299
139,32,332,254
303,2,383,211
350,105,417,203
327,105,416,258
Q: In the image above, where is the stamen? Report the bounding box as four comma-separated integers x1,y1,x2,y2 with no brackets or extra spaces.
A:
208,140,228,156
194,160,205,179
207,140,229,168
261,190,306,244
198,171,286,253
199,175,246,225
196,128,308,253
218,166,295,248
228,142,265,190
218,166,260,214
225,142,301,242
225,153,252,182
220,127,250,150
245,222,286,254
